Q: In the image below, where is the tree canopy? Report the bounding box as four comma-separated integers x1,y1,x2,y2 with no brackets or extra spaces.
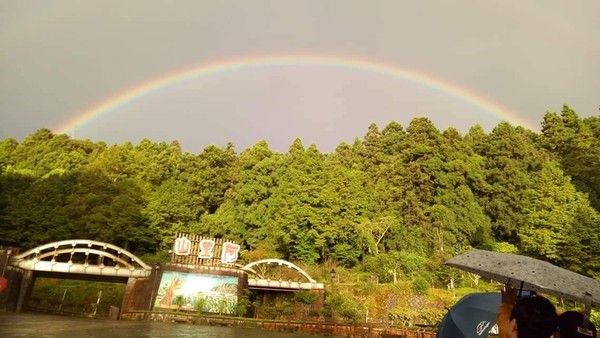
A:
1,105,598,281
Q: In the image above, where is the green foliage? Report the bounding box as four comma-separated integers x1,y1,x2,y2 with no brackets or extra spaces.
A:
294,290,319,305
541,106,600,233
137,251,171,264
324,291,361,322
1,111,598,281
173,295,185,311
1,114,599,329
412,277,430,296
493,242,518,254
332,243,361,267
590,309,600,330
29,279,125,316
236,291,251,317
194,295,207,313
519,161,600,275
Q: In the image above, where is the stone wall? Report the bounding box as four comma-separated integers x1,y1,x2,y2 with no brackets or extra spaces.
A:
120,277,153,314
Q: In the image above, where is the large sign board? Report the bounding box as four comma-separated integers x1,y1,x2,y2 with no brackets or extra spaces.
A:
153,271,239,314
170,233,240,266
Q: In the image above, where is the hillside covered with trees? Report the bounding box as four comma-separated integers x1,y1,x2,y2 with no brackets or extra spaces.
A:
1,105,599,285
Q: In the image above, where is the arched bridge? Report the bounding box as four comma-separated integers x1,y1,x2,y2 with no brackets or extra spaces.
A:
9,239,152,278
241,259,324,290
2,240,324,314
7,241,323,290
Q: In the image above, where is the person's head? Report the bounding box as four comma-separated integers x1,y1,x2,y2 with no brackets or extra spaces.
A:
508,296,558,338
556,311,597,338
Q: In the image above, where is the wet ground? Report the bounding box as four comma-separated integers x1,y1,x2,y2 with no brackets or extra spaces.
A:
0,312,317,338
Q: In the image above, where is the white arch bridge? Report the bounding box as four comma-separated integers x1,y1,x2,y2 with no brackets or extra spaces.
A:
241,259,325,291
9,239,152,279
8,240,324,290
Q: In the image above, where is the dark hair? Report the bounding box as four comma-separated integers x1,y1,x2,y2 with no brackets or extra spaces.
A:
557,311,597,338
510,296,558,338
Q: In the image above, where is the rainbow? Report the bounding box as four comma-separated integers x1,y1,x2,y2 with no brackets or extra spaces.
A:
55,54,534,134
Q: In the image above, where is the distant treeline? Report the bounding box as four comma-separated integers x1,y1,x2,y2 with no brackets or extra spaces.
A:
1,105,598,283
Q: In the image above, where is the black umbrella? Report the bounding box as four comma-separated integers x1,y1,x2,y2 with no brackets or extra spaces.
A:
445,249,600,306
436,292,500,338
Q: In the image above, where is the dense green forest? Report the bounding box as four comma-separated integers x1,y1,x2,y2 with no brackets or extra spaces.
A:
1,105,599,284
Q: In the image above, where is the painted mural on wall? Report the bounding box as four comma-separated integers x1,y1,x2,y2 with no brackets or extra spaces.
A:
153,271,239,314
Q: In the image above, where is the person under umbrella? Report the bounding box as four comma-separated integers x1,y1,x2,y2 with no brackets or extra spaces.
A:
555,311,597,338
497,285,558,338
435,292,501,338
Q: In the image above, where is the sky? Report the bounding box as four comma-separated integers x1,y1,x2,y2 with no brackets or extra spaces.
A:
1,0,599,153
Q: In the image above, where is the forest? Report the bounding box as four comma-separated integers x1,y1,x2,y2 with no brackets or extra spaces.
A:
1,105,599,286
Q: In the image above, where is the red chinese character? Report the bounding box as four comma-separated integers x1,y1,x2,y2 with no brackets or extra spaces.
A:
221,242,240,263
198,239,215,259
173,237,191,256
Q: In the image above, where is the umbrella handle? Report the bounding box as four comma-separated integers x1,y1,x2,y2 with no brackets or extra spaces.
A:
502,278,511,292
518,281,524,300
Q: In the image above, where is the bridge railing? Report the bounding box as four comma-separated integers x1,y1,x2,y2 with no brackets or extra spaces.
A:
8,240,151,278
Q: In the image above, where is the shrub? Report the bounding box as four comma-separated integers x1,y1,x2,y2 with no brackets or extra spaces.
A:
412,277,429,296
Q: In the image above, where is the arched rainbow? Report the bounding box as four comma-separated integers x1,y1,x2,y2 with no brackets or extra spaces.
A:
55,54,534,134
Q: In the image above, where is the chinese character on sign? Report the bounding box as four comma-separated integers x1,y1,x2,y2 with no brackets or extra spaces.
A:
198,239,215,259
221,242,240,263
173,237,191,256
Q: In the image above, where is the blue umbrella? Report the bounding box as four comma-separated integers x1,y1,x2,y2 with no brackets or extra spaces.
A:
436,292,501,338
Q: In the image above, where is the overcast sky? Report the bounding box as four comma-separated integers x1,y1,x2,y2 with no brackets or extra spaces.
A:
1,0,598,153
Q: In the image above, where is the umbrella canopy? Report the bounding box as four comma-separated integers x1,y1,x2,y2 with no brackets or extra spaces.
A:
436,292,500,338
445,249,600,306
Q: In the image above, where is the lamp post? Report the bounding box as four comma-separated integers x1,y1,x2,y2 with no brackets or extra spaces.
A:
329,268,337,323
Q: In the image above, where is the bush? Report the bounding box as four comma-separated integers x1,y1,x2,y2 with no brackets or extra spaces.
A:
173,295,185,311
295,290,318,305
324,292,361,322
412,277,429,296
236,291,251,317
